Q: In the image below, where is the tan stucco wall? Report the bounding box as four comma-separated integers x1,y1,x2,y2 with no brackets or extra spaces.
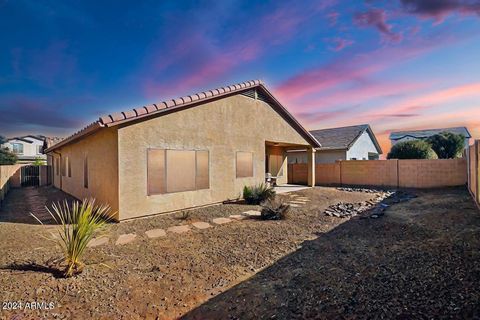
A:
117,94,310,220
49,128,119,219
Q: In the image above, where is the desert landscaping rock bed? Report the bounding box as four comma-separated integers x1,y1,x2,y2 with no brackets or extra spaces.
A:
324,189,417,219
1,186,479,319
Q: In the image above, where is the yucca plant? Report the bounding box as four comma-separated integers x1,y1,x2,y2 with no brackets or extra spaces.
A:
32,198,113,277
243,183,276,205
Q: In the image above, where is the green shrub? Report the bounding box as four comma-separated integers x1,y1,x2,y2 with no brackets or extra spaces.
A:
32,157,46,166
0,148,17,165
387,140,435,160
428,132,465,159
32,198,114,277
243,183,276,205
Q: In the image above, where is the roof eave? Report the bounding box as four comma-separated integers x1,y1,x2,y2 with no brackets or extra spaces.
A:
45,122,103,153
257,84,321,148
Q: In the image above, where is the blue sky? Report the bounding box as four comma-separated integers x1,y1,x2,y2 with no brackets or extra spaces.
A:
1,0,479,151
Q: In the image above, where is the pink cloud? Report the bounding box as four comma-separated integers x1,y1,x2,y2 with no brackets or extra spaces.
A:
298,81,429,111
354,8,403,42
142,3,333,98
328,37,354,51
327,11,339,26
362,82,480,120
274,31,463,106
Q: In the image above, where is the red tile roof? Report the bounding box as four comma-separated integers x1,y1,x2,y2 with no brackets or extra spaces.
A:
45,80,320,152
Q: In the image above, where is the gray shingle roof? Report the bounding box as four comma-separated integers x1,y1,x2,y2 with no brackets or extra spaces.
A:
310,124,382,153
390,127,471,140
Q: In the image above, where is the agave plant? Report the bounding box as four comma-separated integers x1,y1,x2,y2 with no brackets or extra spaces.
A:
32,198,113,277
260,198,290,220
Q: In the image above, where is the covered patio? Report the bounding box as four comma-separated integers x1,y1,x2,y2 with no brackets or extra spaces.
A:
265,141,316,188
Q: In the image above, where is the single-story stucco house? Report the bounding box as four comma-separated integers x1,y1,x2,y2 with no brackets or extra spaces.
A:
45,80,321,221
287,124,383,164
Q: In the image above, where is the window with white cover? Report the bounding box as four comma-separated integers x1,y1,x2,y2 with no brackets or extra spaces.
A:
236,151,254,178
147,148,209,195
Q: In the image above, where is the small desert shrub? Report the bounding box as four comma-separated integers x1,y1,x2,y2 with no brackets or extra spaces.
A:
243,183,276,205
32,198,114,277
260,198,290,220
177,210,191,220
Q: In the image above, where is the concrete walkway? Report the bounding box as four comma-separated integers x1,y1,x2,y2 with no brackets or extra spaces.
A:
273,184,311,194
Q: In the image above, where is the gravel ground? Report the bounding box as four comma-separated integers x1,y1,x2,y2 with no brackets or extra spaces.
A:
183,187,480,319
1,186,479,319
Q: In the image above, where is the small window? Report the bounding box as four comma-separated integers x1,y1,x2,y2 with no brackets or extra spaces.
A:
68,157,72,177
12,143,23,154
196,150,209,190
36,145,43,154
147,149,166,195
61,157,66,176
236,151,254,178
84,156,88,188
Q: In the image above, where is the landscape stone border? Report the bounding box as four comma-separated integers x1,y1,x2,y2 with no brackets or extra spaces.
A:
88,192,311,247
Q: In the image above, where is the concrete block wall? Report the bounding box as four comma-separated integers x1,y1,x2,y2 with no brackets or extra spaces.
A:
399,159,467,188
315,163,340,185
0,164,22,207
340,160,398,187
468,141,479,206
289,158,467,189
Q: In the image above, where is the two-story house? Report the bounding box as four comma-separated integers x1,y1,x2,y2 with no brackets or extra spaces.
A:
1,135,47,163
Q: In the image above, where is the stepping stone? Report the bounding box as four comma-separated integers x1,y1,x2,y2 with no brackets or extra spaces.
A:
167,225,191,234
88,237,109,247
145,228,166,238
289,204,301,208
229,214,247,220
243,210,261,217
212,217,232,225
115,233,137,245
192,222,211,229
290,200,307,204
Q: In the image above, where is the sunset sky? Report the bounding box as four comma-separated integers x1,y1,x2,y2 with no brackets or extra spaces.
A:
1,0,479,153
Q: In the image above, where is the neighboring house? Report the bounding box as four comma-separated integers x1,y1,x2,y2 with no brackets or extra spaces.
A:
389,127,471,151
288,124,383,164
1,135,47,163
45,80,321,221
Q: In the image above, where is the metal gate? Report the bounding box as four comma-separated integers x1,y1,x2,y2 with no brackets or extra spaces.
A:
21,165,40,187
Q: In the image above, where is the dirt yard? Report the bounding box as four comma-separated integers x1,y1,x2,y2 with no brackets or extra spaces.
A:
0,186,479,319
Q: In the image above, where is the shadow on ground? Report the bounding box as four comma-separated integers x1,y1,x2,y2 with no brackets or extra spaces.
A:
181,187,480,319
0,261,65,278
0,186,76,224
